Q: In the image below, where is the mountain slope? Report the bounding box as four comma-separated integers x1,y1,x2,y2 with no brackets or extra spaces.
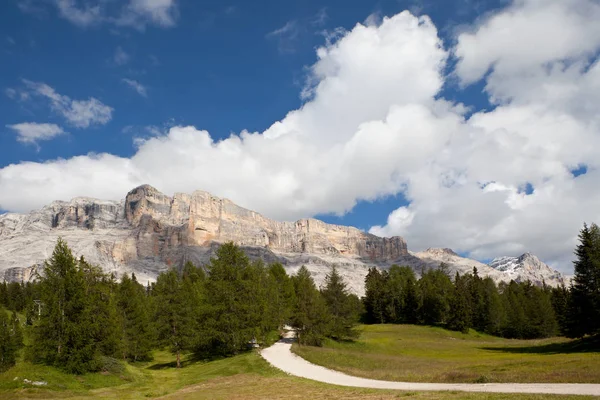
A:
489,253,570,287
0,185,568,294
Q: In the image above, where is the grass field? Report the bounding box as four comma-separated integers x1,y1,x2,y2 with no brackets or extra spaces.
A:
292,324,600,384
0,351,595,400
1,324,598,399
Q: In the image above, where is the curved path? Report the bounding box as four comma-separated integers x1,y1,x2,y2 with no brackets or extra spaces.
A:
260,334,600,396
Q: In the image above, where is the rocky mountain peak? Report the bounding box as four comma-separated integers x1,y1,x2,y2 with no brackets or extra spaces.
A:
424,248,459,257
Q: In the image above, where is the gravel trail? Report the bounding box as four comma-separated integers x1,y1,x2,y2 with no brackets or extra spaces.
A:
260,333,600,396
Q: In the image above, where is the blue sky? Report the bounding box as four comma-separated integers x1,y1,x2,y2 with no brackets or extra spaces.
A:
0,0,501,228
1,0,599,270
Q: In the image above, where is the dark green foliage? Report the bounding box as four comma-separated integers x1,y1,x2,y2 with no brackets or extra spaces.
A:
0,311,19,371
567,223,600,338
153,269,198,368
363,268,389,324
29,239,123,374
290,266,330,346
117,274,155,362
500,281,558,339
362,264,558,340
321,266,360,340
386,265,419,324
418,266,453,325
448,273,471,333
551,284,570,336
201,243,277,356
10,311,23,350
267,263,296,330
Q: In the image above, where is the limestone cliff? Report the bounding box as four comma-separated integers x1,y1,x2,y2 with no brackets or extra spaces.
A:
0,185,407,294
0,185,568,294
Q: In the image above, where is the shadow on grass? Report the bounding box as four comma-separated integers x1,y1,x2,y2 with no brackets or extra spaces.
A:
481,335,600,355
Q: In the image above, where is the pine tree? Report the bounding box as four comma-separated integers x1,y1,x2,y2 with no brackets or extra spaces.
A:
30,239,100,373
290,266,330,346
387,265,418,323
117,274,155,362
321,266,360,340
418,266,453,325
203,243,273,356
479,277,505,335
567,223,600,338
267,263,295,330
10,311,23,351
551,284,570,336
448,273,471,333
153,269,197,368
363,268,389,324
0,311,18,372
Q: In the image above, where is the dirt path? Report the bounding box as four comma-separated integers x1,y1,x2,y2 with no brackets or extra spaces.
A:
260,333,600,396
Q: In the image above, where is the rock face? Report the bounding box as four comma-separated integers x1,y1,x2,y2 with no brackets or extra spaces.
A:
489,253,570,287
0,185,568,295
0,185,407,295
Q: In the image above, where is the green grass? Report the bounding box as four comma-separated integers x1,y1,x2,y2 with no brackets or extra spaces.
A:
292,324,600,384
0,324,598,399
0,351,594,400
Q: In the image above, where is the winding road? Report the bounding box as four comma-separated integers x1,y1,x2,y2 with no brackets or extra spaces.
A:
260,333,600,396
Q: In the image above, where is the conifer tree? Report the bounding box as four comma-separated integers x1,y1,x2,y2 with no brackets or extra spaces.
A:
363,268,388,323
387,265,419,323
31,239,100,373
0,311,18,372
567,222,600,338
117,274,155,362
290,266,330,346
418,266,453,325
153,269,197,368
321,266,360,340
203,243,273,355
267,263,295,330
448,273,471,333
10,311,23,351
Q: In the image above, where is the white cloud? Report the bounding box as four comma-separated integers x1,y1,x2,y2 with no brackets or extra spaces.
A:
113,46,130,65
121,0,178,28
23,0,178,29
4,88,17,99
267,21,300,53
54,0,102,27
122,78,147,97
2,4,600,274
454,0,600,87
21,80,113,128
6,123,65,146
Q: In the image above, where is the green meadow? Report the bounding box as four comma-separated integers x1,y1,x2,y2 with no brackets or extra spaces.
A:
292,324,600,384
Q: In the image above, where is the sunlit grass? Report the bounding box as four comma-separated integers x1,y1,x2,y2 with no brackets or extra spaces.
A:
292,324,600,384
1,324,598,399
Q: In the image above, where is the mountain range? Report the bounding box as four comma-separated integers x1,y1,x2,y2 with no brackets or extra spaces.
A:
0,185,570,295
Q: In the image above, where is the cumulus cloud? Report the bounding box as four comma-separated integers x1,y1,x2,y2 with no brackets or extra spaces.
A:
2,3,600,273
122,78,147,97
6,123,65,147
21,80,113,128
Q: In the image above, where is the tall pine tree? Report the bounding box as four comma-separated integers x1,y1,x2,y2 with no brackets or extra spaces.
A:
321,266,360,340
567,223,600,338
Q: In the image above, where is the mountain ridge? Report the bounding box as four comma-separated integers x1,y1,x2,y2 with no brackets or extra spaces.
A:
0,184,569,294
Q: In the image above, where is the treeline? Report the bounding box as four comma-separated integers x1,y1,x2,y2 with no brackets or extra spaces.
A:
364,222,600,340
0,240,361,373
363,265,561,338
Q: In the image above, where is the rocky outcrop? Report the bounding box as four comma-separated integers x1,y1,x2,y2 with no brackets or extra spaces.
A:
489,253,570,287
0,185,568,294
0,185,408,294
